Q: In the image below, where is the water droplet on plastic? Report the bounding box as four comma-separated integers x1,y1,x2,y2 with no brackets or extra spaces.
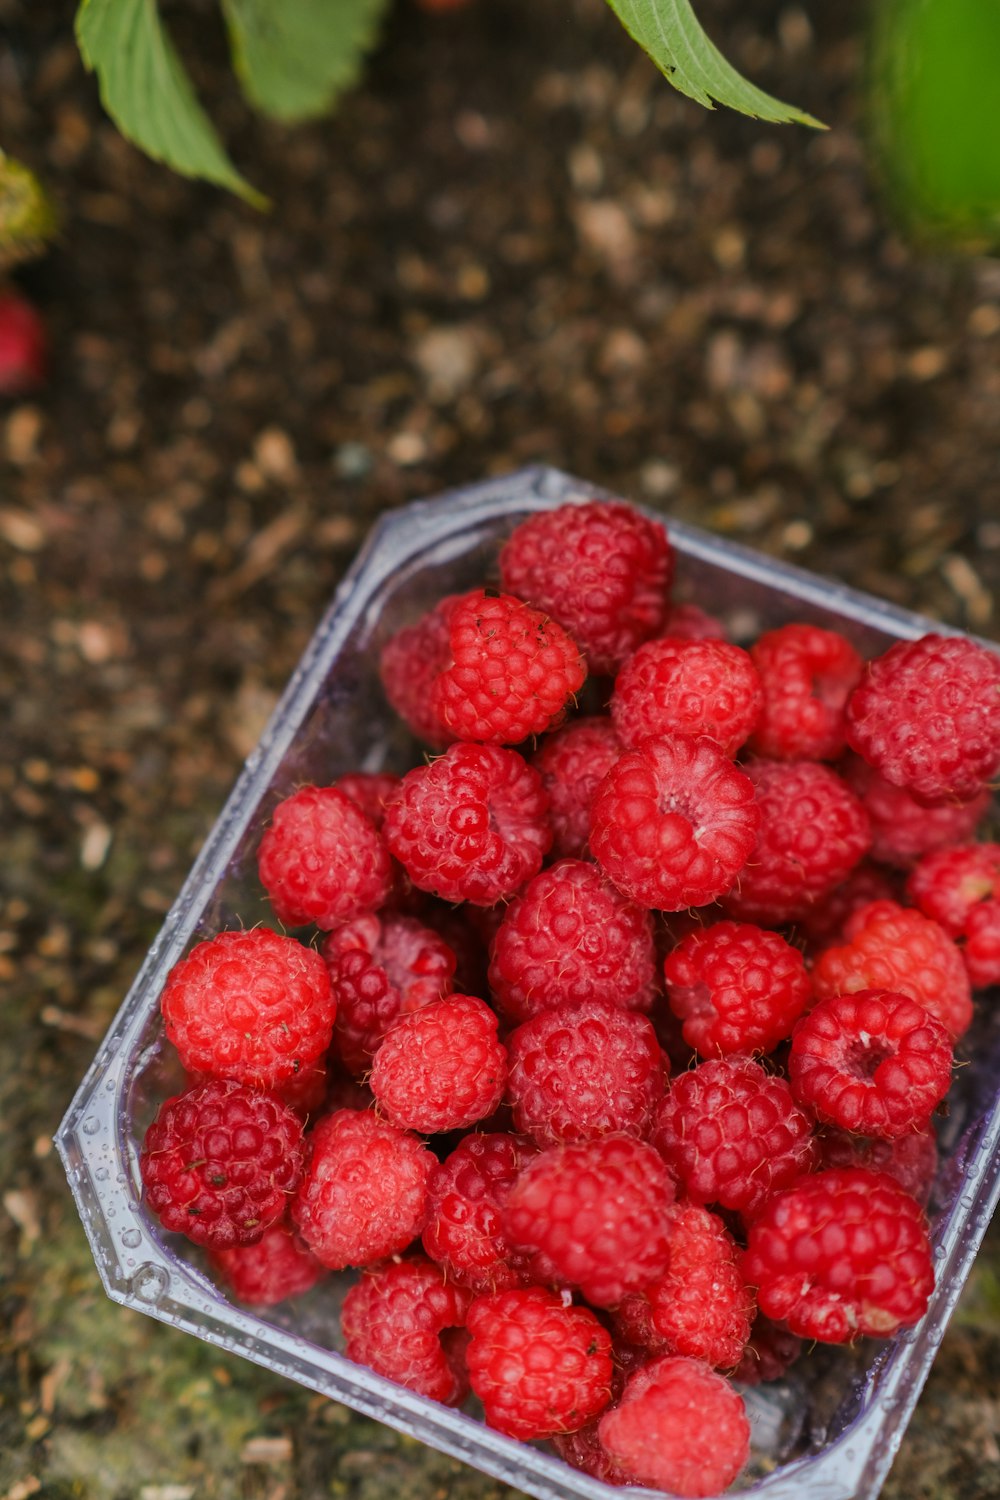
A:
95,1166,109,1182
131,1264,169,1304
122,1228,142,1249
82,1116,100,1135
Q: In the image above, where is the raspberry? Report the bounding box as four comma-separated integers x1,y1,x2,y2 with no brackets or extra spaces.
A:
817,1124,938,1207
488,859,659,1022
466,1286,613,1439
789,989,953,1139
551,1423,631,1486
846,633,1000,803
341,1256,473,1404
379,591,469,746
530,716,621,859
323,912,455,1073
907,842,1000,986
812,898,972,1039
723,760,871,924
161,928,335,1092
431,588,586,745
663,919,812,1057
598,1355,751,1497
499,499,674,675
660,602,727,641
0,289,46,395
796,861,901,948
209,1222,325,1306
610,637,762,757
369,994,508,1133
748,623,863,761
292,1108,434,1269
505,999,665,1145
644,1203,754,1369
422,1132,539,1293
140,1079,306,1250
384,741,551,906
842,754,989,868
590,734,761,912
504,1136,676,1306
963,900,1000,989
743,1166,935,1341
334,770,402,828
257,784,393,929
652,1056,817,1218
730,1314,803,1386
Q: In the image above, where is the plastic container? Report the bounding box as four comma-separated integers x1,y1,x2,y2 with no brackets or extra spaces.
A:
57,465,1000,1500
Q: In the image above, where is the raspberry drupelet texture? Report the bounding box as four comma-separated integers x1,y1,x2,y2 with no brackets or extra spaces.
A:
789,989,953,1139
488,859,659,1023
257,784,393,930
161,928,336,1091
663,919,812,1057
598,1355,751,1498
530,716,622,860
644,1202,755,1369
731,1313,804,1386
505,998,666,1145
323,911,456,1074
842,754,990,868
845,633,1000,803
653,1056,818,1218
499,499,674,675
796,861,901,949
422,1132,539,1293
140,1079,306,1250
812,898,973,1039
291,1108,434,1269
431,588,586,745
661,602,727,641
333,770,402,829
907,843,1000,987
341,1256,473,1404
209,1222,325,1306
378,590,470,747
503,1135,676,1306
743,1166,935,1342
370,994,508,1133
748,622,863,762
590,733,761,912
465,1286,614,1439
817,1123,939,1207
384,741,551,906
723,759,871,924
610,636,763,757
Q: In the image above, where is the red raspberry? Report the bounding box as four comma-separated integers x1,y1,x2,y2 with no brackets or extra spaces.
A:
531,716,622,860
323,912,455,1073
842,754,989,868
341,1256,473,1405
422,1132,539,1293
663,919,811,1057
551,1423,631,1486
660,602,726,641
652,1056,817,1218
209,1222,325,1305
384,741,551,906
610,637,762,757
789,989,953,1139
161,928,335,1092
963,900,1000,990
846,633,1000,803
591,734,761,912
140,1079,306,1250
907,842,1000,987
743,1166,935,1341
488,859,658,1023
796,861,901,948
379,591,469,746
291,1108,434,1269
723,760,871,924
504,1136,676,1306
817,1124,938,1207
499,499,674,674
748,623,863,761
0,290,47,395
811,898,972,1038
431,588,586,745
257,785,393,929
334,770,402,828
644,1203,754,1369
466,1286,613,1439
731,1314,803,1386
369,994,508,1133
275,1057,329,1118
598,1355,750,1497
505,999,665,1145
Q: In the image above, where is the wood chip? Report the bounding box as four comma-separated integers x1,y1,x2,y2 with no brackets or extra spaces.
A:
241,1436,293,1465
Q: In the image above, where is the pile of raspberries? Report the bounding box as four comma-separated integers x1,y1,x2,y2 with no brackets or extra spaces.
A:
140,497,1000,1498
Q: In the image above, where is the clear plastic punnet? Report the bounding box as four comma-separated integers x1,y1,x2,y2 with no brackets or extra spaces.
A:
57,466,1000,1500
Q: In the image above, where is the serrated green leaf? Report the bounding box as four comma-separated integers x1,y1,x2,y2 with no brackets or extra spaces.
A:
75,0,266,206
604,0,824,127
221,0,388,124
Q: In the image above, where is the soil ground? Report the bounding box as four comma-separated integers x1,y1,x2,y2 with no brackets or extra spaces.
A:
2,0,1000,1496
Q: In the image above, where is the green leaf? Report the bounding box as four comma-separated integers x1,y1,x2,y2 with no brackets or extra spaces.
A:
221,0,388,124
603,0,824,127
75,0,266,206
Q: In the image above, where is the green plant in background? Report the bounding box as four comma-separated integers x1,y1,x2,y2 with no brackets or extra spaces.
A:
0,151,59,270
73,0,821,207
